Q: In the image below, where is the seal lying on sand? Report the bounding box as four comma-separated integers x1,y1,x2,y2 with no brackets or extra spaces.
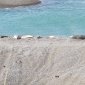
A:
21,35,33,39
70,35,85,39
13,35,21,39
37,36,42,39
48,36,56,38
13,35,33,39
0,36,8,38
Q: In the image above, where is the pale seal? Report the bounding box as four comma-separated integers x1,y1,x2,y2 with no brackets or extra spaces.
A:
21,35,33,39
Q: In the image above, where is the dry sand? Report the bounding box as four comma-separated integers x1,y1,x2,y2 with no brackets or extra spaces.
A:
0,37,85,85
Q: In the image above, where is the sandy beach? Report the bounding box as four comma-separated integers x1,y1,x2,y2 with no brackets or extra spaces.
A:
0,37,85,85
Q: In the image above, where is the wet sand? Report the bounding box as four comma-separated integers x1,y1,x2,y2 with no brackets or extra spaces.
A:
0,37,85,85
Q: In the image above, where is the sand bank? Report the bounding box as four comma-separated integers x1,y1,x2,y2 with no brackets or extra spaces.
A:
0,37,85,85
0,0,41,8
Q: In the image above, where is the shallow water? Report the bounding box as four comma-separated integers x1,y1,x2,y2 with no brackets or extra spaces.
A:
0,0,85,36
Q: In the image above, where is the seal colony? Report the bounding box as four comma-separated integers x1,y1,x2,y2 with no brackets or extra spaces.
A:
1,35,85,40
0,0,41,8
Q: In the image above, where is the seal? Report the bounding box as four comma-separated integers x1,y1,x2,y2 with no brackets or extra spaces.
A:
37,36,42,39
49,36,55,38
0,36,8,38
13,35,21,39
70,35,85,39
21,35,33,39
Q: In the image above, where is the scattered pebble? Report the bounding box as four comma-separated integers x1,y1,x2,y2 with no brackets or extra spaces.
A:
55,76,59,78
20,61,22,63
3,65,6,68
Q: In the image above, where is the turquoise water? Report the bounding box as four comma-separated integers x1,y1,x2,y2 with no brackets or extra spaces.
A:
0,0,85,36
